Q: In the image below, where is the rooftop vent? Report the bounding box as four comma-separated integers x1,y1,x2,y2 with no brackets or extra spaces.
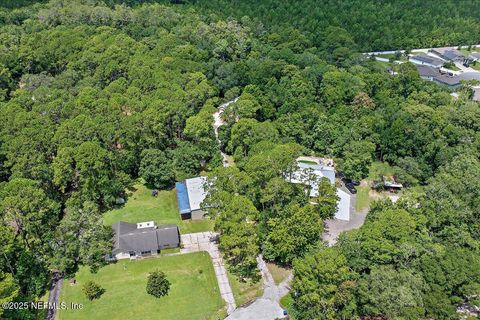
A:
137,221,155,229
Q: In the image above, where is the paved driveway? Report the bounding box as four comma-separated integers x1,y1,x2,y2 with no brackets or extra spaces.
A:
181,232,236,315
226,255,290,320
322,190,367,245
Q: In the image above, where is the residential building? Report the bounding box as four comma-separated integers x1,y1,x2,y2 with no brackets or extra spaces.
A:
286,156,351,221
175,176,209,220
409,55,444,68
414,65,480,89
467,51,480,62
430,47,465,62
416,65,440,81
111,221,180,260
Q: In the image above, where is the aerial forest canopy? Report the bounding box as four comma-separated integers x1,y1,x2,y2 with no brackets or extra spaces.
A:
185,0,480,51
0,1,479,320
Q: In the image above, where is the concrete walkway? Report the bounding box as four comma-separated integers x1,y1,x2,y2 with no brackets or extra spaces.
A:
180,232,236,315
226,255,291,320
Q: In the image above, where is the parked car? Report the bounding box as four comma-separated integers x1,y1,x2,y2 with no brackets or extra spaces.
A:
345,182,357,194
343,178,360,186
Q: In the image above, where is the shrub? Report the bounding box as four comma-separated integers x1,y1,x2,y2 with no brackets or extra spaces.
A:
82,281,105,301
146,270,170,298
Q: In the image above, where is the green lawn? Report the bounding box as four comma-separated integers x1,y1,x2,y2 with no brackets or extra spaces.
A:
459,47,480,56
354,162,397,211
443,62,460,71
280,293,295,319
469,62,480,70
226,269,263,307
297,159,317,165
355,186,371,212
266,263,291,285
225,154,236,167
58,252,225,320
103,183,213,234
376,53,407,61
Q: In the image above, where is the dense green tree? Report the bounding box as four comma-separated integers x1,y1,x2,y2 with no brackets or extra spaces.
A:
0,272,19,317
50,200,112,274
338,209,421,272
338,140,376,181
1,1,480,318
0,178,59,252
263,203,322,264
139,149,174,189
292,248,357,320
312,177,339,219
227,118,279,157
214,195,259,279
53,141,128,207
146,270,171,298
357,266,426,319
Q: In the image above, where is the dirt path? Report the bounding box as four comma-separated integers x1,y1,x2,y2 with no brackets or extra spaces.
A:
213,98,238,167
45,272,62,320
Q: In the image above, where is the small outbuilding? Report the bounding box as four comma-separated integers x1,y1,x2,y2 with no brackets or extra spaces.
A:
382,176,403,192
175,176,209,220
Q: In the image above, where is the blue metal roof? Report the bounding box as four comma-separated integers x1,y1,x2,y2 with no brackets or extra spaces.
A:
175,182,191,215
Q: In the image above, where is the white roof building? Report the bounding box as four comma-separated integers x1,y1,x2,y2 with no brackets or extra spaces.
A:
287,157,351,221
185,176,208,211
335,189,351,221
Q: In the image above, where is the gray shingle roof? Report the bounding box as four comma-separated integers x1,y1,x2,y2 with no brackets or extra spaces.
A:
410,55,444,67
416,65,439,78
468,52,480,60
431,48,464,61
112,222,180,254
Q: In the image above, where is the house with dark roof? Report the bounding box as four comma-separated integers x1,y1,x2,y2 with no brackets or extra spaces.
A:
409,55,444,68
111,221,180,260
467,52,480,62
415,65,461,89
430,47,465,62
175,176,209,220
416,65,440,81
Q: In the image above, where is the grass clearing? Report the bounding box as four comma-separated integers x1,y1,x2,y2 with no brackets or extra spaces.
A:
226,269,263,306
297,160,317,165
58,252,225,320
469,62,480,70
280,293,295,319
355,186,371,211
376,53,407,61
225,154,236,167
266,263,291,285
354,161,397,211
103,183,213,234
459,47,480,56
443,62,460,71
